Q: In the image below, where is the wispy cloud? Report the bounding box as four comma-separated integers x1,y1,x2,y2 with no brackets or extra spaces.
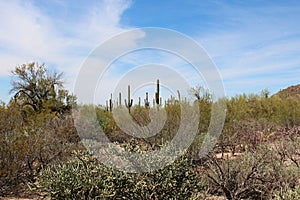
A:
1,0,299,102
197,1,300,95
0,0,133,102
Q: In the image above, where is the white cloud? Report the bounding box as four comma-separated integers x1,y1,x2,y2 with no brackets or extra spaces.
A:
0,0,133,73
2,0,300,103
196,2,300,97
0,0,135,102
71,0,133,48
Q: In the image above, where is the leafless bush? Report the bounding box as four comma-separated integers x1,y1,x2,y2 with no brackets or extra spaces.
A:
204,145,299,200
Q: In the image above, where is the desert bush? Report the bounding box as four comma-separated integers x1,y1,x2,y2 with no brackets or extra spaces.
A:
34,146,204,199
0,101,78,195
204,145,299,200
0,63,80,196
95,91,300,159
95,107,117,135
275,186,300,200
224,93,300,128
94,96,211,159
32,150,128,199
221,119,278,153
220,91,300,155
274,136,300,168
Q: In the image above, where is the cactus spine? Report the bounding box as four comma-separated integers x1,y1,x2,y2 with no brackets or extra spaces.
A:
125,85,133,113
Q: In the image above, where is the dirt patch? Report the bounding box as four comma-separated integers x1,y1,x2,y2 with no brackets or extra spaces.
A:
214,152,243,159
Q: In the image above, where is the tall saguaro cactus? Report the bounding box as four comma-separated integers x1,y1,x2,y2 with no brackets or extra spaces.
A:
119,92,122,107
177,90,181,102
125,85,133,113
109,93,113,112
144,92,150,108
155,79,160,105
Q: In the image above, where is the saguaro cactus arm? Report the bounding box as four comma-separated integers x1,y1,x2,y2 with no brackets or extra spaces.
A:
125,85,133,112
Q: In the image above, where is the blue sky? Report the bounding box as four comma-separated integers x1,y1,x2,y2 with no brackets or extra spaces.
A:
0,0,300,104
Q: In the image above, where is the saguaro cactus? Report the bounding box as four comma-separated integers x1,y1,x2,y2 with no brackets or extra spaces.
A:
125,85,133,113
177,90,181,102
106,100,109,111
119,92,122,107
144,92,150,108
155,79,160,105
138,97,141,107
109,93,113,112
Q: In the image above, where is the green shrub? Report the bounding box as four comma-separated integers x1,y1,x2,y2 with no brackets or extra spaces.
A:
275,186,300,200
0,102,78,195
33,149,204,199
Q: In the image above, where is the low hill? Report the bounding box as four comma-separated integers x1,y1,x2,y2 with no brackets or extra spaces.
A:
273,84,300,100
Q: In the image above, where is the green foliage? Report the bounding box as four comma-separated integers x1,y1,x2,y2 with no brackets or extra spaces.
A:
219,92,300,155
35,135,299,199
10,62,76,114
0,63,79,196
275,186,300,200
95,106,117,134
33,151,124,199
0,102,78,195
224,93,300,127
96,89,300,158
2,63,300,198
34,149,203,200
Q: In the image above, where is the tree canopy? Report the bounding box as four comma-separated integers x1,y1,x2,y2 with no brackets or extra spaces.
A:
10,62,76,114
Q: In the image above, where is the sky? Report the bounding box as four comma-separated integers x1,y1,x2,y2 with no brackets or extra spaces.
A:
0,0,300,104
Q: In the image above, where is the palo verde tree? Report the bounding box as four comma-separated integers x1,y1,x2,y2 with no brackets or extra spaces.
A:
10,62,76,114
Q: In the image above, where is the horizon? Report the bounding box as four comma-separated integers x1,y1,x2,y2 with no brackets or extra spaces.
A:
0,1,300,103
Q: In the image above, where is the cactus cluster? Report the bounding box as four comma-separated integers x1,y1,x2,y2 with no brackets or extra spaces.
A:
105,79,184,112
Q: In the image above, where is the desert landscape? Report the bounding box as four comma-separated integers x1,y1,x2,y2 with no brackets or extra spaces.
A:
0,63,299,199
